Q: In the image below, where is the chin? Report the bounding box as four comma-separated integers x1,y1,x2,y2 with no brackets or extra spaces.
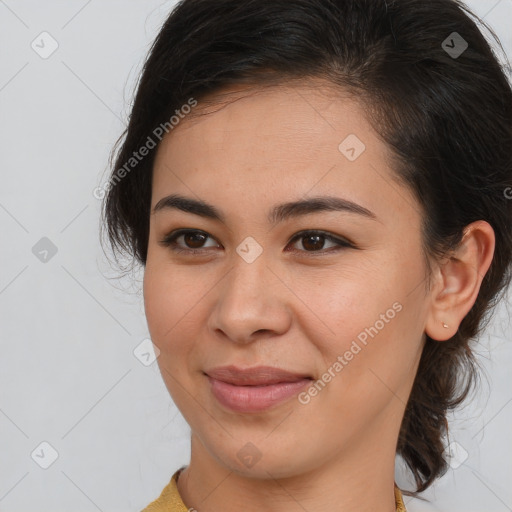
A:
202,433,322,481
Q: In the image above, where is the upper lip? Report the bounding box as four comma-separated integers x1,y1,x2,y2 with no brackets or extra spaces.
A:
205,365,312,386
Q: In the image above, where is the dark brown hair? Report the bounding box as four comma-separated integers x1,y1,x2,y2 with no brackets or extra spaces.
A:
101,0,512,496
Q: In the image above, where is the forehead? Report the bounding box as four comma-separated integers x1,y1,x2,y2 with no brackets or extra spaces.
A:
151,80,418,228
163,80,365,148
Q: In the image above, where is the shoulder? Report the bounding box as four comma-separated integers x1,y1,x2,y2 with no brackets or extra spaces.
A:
394,484,407,512
141,467,189,512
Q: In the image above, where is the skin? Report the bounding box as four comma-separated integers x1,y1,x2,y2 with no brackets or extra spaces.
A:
143,79,495,512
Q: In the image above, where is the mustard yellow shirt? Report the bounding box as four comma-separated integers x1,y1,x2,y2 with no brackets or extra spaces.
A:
141,467,407,511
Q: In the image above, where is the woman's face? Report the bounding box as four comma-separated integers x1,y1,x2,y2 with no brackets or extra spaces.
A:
144,81,432,478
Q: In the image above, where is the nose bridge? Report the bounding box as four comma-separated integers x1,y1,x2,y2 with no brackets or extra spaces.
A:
209,250,291,342
231,250,269,296
224,253,276,317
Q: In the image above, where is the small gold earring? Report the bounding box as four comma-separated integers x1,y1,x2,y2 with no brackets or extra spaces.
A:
442,323,449,328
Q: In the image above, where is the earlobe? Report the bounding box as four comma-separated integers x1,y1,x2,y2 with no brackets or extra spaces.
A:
425,221,495,341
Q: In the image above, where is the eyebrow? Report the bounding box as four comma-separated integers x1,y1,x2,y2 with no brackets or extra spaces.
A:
152,193,377,223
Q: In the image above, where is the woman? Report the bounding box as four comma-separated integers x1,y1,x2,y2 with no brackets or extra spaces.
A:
101,0,512,510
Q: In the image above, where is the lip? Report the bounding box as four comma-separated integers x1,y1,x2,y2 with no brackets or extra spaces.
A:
205,365,313,413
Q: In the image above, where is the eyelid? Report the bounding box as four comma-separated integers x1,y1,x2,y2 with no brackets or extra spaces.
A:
286,229,355,251
159,228,355,254
158,228,222,251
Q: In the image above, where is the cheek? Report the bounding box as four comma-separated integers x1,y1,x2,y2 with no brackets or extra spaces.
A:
294,263,396,339
143,264,206,408
143,263,204,350
298,262,422,389
143,266,174,344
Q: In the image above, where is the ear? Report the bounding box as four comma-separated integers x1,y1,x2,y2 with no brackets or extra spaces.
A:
425,221,495,341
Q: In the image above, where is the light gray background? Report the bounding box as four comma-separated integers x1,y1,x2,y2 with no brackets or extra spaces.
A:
0,1,511,511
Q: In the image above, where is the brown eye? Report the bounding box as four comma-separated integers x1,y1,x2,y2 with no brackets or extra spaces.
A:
160,229,353,255
288,231,352,253
159,229,221,252
183,231,208,248
301,234,326,251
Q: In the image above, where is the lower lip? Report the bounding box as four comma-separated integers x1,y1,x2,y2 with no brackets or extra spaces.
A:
207,376,312,413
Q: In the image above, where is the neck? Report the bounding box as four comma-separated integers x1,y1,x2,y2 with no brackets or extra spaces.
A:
177,425,399,512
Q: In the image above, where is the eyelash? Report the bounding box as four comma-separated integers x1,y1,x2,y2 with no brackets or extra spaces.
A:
158,229,355,256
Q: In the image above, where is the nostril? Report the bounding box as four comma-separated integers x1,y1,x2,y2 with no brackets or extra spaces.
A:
254,328,272,336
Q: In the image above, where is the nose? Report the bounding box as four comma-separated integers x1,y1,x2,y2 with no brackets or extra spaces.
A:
207,255,292,344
